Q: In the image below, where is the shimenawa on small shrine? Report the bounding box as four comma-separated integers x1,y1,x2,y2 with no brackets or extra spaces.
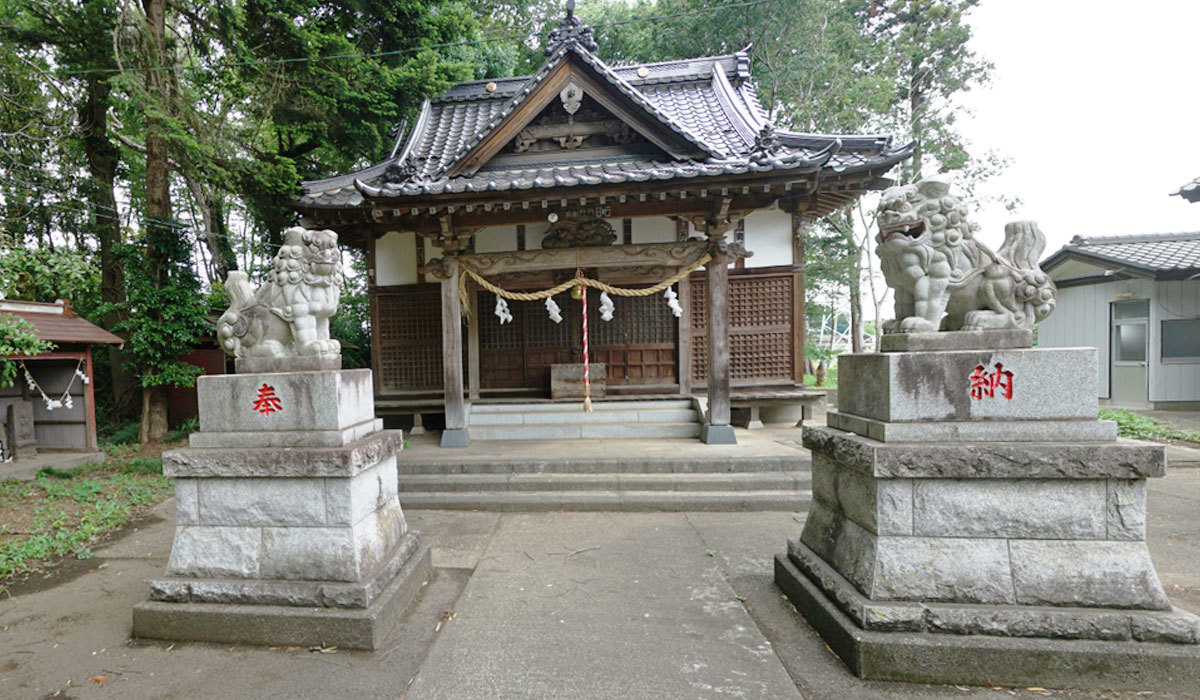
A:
289,2,912,446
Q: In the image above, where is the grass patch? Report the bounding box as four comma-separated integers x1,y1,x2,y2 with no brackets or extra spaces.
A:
1099,408,1200,445
0,456,172,589
803,365,839,389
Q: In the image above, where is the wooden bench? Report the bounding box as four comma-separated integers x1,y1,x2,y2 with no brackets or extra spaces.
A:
730,390,826,429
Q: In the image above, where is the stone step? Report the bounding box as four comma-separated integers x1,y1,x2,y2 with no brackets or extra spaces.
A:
469,408,698,426
469,399,694,413
399,489,812,512
397,471,812,493
468,422,702,441
395,454,809,475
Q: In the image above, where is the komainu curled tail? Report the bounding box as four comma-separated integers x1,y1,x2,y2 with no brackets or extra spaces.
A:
998,220,1057,325
998,220,1046,270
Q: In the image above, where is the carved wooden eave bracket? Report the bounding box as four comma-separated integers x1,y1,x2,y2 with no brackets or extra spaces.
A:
419,256,455,280
425,213,481,253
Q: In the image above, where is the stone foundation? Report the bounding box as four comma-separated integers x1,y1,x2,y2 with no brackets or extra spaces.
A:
133,370,429,650
777,334,1200,690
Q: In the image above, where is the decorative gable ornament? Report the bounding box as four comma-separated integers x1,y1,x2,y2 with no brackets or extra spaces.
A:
560,82,583,115
545,0,597,55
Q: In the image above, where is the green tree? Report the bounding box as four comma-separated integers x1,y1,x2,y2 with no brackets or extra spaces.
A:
0,315,53,389
106,230,208,442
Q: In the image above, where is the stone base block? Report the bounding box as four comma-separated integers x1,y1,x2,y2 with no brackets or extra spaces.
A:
150,530,421,609
133,545,431,650
775,553,1200,692
879,328,1032,353
786,538,1199,642
700,423,737,445
837,347,1098,422
195,369,374,441
826,411,1117,443
803,425,1164,479
235,355,341,374
189,419,383,449
440,428,470,448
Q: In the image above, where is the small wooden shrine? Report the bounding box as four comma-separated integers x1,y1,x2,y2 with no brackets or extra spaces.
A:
290,5,910,444
0,299,123,457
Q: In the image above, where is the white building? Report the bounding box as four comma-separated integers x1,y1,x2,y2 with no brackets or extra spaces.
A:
1038,233,1200,408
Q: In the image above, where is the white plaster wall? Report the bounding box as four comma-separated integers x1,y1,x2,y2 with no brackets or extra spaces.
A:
632,217,677,244
1151,280,1200,402
375,231,418,286
524,222,551,250
422,237,443,284
475,225,519,253
742,208,793,268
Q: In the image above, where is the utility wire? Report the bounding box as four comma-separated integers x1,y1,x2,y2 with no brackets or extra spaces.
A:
1,0,777,78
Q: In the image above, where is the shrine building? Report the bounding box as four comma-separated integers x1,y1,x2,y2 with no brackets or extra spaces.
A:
290,7,911,446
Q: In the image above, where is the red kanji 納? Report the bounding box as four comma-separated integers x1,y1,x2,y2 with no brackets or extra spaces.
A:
969,363,1014,401
253,383,283,416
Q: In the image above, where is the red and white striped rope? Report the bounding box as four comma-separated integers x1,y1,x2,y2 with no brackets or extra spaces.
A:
579,270,592,412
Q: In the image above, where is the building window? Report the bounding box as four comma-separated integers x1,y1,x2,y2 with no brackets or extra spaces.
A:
1114,323,1147,362
1113,299,1149,319
623,218,632,245
1162,319,1200,362
517,224,526,251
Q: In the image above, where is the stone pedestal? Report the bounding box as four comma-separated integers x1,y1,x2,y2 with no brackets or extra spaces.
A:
133,369,430,650
776,332,1200,691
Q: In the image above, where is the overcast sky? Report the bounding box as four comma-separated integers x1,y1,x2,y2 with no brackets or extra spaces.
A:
959,1,1200,256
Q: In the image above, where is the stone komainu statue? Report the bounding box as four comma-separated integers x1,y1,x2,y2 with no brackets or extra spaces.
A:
217,226,343,359
875,177,1057,333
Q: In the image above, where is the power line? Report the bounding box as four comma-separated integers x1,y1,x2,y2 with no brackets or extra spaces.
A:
2,0,777,78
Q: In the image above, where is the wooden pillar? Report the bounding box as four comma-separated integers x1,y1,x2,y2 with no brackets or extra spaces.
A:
440,255,469,447
702,250,736,445
677,276,692,396
84,350,98,451
792,211,808,385
467,279,481,400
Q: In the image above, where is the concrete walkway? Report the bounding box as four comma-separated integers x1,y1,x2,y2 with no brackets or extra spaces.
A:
0,451,105,482
2,459,1199,698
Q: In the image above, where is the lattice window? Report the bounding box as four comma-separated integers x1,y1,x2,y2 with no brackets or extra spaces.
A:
690,272,795,385
729,276,792,328
376,287,443,392
593,291,676,346
478,291,525,350
525,295,574,348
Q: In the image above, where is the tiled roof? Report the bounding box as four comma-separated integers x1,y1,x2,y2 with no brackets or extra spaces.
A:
1042,232,1200,277
296,44,908,209
1173,176,1200,203
0,300,123,346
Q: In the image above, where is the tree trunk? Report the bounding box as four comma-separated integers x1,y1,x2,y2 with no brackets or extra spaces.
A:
842,209,864,353
816,361,827,387
140,0,171,443
139,386,169,444
182,169,237,284
81,70,138,420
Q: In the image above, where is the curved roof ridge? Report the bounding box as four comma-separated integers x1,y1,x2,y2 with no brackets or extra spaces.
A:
1070,231,1200,245
709,62,760,150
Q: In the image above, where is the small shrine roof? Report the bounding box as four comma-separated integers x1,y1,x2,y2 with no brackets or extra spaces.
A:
1041,232,1200,279
0,299,124,346
296,27,908,210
